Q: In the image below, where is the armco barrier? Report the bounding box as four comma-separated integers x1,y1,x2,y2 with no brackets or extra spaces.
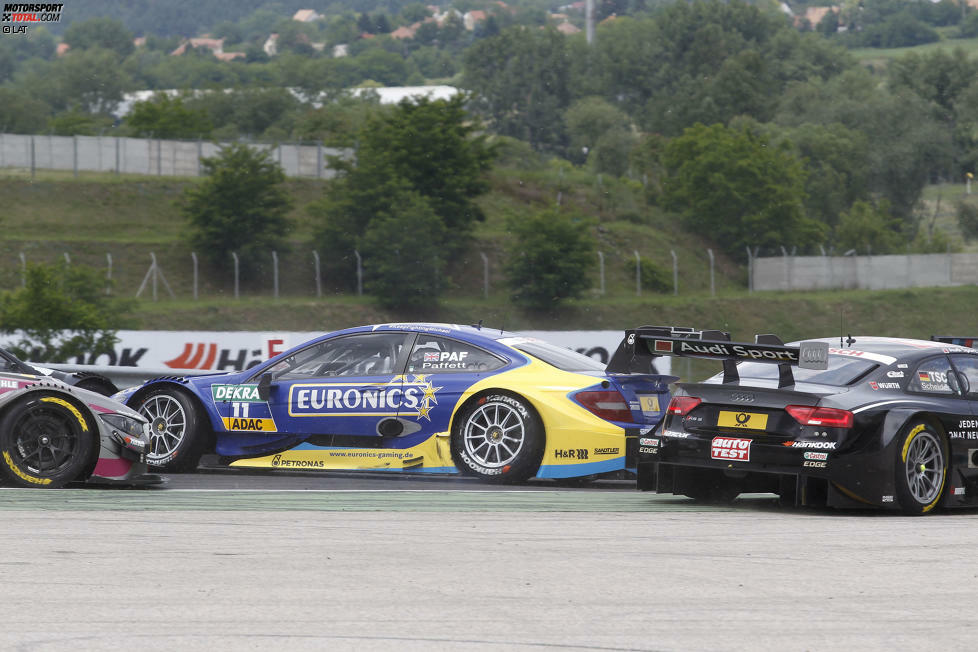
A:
752,253,978,291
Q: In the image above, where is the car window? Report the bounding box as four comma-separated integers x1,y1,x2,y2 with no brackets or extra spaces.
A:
509,340,606,372
950,354,978,396
733,356,876,387
406,335,505,374
270,333,410,380
910,356,956,395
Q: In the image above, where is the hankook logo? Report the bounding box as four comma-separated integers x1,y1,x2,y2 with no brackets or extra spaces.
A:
730,392,755,403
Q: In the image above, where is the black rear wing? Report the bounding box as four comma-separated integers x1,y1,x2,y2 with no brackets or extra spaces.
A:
607,326,828,388
931,335,978,348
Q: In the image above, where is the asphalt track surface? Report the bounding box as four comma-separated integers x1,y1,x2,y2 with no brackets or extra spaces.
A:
3,469,978,651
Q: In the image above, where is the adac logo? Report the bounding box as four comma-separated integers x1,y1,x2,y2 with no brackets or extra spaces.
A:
289,375,441,421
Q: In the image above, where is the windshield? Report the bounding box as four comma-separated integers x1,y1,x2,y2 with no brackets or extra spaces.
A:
724,356,877,387
511,340,606,372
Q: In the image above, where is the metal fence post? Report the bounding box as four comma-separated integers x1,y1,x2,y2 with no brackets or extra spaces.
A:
115,136,120,175
479,251,489,299
597,251,605,294
72,135,77,178
781,245,789,291
671,250,678,296
191,252,198,300
317,140,323,179
30,136,35,181
63,252,70,266
232,252,240,299
353,249,363,296
19,252,26,287
746,246,753,294
707,248,715,296
106,253,112,295
634,250,641,296
312,250,322,298
157,138,162,176
197,138,203,177
272,250,279,298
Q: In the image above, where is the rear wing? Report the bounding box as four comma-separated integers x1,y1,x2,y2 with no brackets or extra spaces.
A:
607,326,828,387
931,335,978,348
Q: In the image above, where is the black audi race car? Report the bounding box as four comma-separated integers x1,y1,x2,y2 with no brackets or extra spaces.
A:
615,327,978,515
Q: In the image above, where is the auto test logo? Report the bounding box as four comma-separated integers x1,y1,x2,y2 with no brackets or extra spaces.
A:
2,3,63,34
711,436,751,461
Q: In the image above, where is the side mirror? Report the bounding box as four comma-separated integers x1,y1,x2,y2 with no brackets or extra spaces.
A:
948,371,962,395
956,371,971,395
257,372,272,401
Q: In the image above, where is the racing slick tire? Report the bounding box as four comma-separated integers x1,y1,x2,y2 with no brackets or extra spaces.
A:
72,374,119,397
451,392,545,484
135,387,206,473
0,393,97,488
894,419,949,515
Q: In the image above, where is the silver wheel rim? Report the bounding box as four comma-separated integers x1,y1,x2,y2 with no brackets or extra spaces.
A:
463,402,526,468
905,430,944,505
139,394,187,464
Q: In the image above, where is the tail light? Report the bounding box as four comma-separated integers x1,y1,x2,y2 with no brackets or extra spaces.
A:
576,390,634,423
785,405,854,429
667,396,701,416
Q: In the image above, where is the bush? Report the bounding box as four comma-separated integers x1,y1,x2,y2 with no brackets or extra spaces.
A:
505,208,595,310
626,258,672,294
957,200,978,241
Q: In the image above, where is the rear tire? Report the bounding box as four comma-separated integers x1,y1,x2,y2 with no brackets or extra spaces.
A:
0,394,96,488
135,388,206,473
894,420,948,515
451,393,544,483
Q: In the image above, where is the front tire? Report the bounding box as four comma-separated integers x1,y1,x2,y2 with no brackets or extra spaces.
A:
894,420,948,515
0,394,96,488
135,388,205,472
451,393,544,483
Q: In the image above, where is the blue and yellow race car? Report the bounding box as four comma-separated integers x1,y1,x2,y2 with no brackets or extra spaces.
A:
113,323,673,482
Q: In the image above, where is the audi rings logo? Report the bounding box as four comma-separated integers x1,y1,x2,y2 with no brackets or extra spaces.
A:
730,392,755,403
799,342,829,370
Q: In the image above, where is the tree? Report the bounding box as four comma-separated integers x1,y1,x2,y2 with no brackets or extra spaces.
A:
834,200,905,254
310,95,494,300
361,191,446,309
181,144,293,273
463,26,571,152
63,17,134,57
0,88,49,133
126,93,213,139
662,123,824,256
504,209,595,310
0,263,135,363
564,96,632,165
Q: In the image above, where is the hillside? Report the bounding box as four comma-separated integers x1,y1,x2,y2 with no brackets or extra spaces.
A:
0,165,742,304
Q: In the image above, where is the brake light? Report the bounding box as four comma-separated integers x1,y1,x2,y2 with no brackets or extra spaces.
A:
576,390,634,423
667,396,701,416
785,405,854,429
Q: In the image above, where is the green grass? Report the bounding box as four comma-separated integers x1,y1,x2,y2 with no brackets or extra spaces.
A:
851,35,978,68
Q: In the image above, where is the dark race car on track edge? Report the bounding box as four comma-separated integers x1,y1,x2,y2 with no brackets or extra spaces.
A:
617,326,978,514
0,367,154,488
113,323,676,482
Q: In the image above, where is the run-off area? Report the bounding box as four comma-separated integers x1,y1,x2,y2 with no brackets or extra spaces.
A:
1,488,976,651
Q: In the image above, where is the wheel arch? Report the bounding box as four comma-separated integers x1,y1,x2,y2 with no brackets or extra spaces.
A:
449,387,547,444
128,381,217,450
